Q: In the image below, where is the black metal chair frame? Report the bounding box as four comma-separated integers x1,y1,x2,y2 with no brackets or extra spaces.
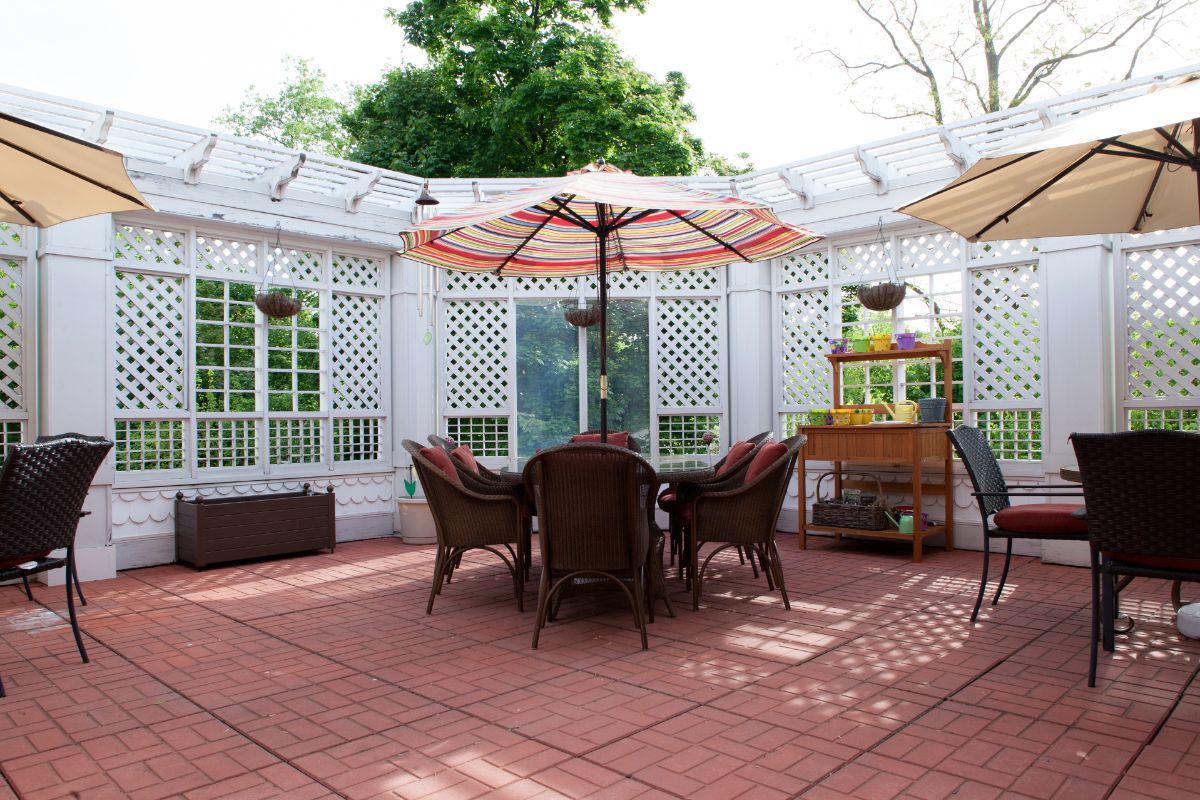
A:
947,425,1087,623
0,433,113,697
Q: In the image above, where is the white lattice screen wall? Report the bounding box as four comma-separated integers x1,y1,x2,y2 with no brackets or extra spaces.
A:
111,220,389,480
774,227,1047,460
1121,239,1200,432
0,223,33,444
439,269,726,458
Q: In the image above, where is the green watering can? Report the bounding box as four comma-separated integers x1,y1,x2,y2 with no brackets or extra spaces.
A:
884,509,929,534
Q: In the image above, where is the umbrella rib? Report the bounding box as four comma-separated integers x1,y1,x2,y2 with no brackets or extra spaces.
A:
973,144,1105,240
494,203,560,275
0,134,148,208
611,209,657,231
550,195,596,232
901,151,1041,210
667,210,748,261
1097,137,1191,167
1152,125,1196,162
1134,157,1169,233
0,187,37,225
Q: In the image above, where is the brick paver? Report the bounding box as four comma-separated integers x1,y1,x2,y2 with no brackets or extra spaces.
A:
3,534,1200,798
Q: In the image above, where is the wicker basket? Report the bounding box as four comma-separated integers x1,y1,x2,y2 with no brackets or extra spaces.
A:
564,303,602,327
857,282,906,311
255,290,302,318
811,472,887,530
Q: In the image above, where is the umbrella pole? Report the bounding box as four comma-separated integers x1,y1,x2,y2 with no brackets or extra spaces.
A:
598,225,609,445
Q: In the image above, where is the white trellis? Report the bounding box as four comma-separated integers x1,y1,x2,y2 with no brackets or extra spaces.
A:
0,223,34,448
110,218,390,483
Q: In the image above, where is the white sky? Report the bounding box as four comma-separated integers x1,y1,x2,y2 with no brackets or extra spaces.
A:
5,0,1197,171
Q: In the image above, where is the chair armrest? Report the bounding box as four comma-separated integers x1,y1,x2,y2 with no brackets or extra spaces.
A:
79,510,92,518
973,490,1083,498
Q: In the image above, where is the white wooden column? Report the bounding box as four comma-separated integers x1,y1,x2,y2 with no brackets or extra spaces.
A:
1038,235,1111,566
38,215,117,582
391,256,438,508
726,261,775,442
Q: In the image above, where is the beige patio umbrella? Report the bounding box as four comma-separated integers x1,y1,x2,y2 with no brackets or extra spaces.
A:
0,110,152,227
899,75,1200,240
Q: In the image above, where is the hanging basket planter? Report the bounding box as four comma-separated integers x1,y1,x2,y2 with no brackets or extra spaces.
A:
255,290,302,318
857,282,906,311
564,303,602,328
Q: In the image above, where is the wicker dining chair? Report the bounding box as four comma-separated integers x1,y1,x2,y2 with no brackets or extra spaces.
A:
685,435,805,611
948,426,1088,623
402,440,525,614
446,442,532,580
1070,430,1200,687
428,434,516,485
523,442,665,650
0,434,112,697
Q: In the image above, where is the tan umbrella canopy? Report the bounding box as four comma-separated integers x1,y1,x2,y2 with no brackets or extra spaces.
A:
0,111,152,227
899,75,1200,240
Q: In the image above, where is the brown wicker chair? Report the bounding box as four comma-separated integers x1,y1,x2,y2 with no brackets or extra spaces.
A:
571,430,642,453
446,442,532,580
949,425,1088,623
1070,430,1200,687
685,435,805,611
428,434,517,486
0,434,112,697
402,440,525,615
523,442,665,650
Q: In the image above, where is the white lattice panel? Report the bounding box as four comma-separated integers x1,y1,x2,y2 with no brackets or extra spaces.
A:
196,234,258,275
656,268,719,293
444,300,511,411
443,271,507,295
332,294,382,411
269,418,322,464
332,253,382,289
114,225,186,269
267,246,324,284
972,239,1039,260
656,298,720,409
0,259,22,411
334,417,382,461
837,241,891,279
0,223,24,249
970,264,1042,403
514,275,577,295
114,271,187,411
777,251,828,290
780,290,832,408
115,420,185,471
1126,245,1200,400
196,419,257,469
596,270,650,294
899,232,963,272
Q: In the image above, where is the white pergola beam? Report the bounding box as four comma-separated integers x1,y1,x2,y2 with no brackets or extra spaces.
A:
265,153,306,201
777,170,815,210
345,169,382,212
938,127,978,172
85,110,115,145
170,133,219,185
853,147,891,195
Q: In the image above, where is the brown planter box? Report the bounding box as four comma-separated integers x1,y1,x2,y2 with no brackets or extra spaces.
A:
175,484,336,568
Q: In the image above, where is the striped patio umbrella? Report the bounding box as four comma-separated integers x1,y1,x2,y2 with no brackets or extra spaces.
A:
401,161,822,440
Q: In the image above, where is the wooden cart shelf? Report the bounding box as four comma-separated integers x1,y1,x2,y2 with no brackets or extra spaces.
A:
797,339,955,563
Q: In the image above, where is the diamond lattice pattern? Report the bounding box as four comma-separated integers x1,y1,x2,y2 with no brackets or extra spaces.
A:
332,253,381,289
899,232,962,272
196,234,258,275
0,260,22,411
780,289,832,408
114,271,187,411
656,298,719,409
970,264,1042,402
114,226,186,269
445,300,510,411
837,241,891,279
333,294,382,411
777,251,828,290
656,268,719,293
268,247,324,284
1126,245,1200,399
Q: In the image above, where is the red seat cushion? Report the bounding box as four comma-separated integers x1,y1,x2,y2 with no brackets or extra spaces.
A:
420,447,463,487
745,442,787,483
992,503,1087,535
0,552,50,571
716,441,754,476
657,489,677,512
572,431,630,449
450,445,480,474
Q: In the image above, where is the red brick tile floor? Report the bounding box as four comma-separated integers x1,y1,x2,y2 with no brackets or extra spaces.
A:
2,534,1199,799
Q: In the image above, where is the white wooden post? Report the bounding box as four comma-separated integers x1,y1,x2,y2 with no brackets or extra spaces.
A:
38,215,118,582
392,256,437,508
727,260,774,441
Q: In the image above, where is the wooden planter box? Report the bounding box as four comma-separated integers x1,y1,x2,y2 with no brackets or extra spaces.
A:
175,485,336,568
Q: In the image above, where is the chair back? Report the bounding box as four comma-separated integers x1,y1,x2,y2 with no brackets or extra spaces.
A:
573,430,642,453
0,434,112,560
1070,430,1200,559
947,426,1010,517
524,443,657,573
426,434,457,454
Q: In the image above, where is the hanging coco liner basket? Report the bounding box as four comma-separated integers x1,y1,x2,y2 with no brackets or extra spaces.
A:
564,303,602,328
857,281,906,311
255,290,302,318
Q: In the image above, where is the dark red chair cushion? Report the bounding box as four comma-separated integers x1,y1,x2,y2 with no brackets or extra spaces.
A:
1104,552,1200,571
0,552,50,571
420,447,462,487
450,445,480,474
716,441,754,476
572,432,630,449
657,489,677,512
993,503,1087,535
745,442,787,483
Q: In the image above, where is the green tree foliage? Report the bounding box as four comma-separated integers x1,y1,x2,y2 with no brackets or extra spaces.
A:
215,57,351,157
344,0,712,177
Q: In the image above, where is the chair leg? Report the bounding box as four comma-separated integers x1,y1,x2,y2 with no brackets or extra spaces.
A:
426,545,448,614
631,566,649,651
742,546,760,580
770,540,791,611
1101,572,1116,653
532,569,552,649
0,672,5,698
992,539,1014,606
70,549,87,606
65,550,88,664
970,540,991,623
21,574,33,601
756,544,775,591
1089,547,1100,687
513,538,525,613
